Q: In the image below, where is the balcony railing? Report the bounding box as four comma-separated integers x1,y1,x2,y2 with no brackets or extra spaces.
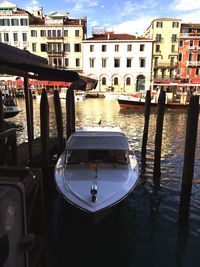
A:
46,36,63,40
180,33,200,38
154,61,178,68
187,61,200,67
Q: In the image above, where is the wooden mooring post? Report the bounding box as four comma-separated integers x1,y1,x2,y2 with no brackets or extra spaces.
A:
153,90,166,185
179,95,199,222
40,89,51,188
141,90,151,168
66,88,75,140
53,90,65,155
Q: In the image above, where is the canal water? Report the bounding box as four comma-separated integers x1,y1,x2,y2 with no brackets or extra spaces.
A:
6,98,200,267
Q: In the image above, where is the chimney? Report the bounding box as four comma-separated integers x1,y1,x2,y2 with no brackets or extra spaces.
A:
107,33,110,40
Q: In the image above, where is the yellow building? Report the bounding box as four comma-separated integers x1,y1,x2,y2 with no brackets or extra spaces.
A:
29,11,87,72
144,18,182,83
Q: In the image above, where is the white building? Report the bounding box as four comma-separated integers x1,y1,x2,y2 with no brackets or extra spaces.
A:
82,29,153,93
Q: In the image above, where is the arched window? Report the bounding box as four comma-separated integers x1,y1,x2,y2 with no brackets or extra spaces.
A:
114,77,118,85
136,75,145,92
102,77,106,85
126,77,131,85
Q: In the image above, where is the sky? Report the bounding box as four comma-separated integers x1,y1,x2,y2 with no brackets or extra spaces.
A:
14,0,200,36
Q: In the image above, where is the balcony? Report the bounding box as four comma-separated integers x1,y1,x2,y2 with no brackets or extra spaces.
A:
187,61,200,67
154,61,178,68
46,36,63,40
180,33,200,38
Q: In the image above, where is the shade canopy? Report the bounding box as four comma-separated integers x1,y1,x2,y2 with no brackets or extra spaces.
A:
66,131,129,150
0,43,97,87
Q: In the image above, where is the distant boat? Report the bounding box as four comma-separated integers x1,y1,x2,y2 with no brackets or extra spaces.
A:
117,91,192,109
75,91,87,101
3,95,22,119
54,125,139,223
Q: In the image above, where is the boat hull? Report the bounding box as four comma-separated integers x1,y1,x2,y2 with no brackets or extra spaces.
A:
3,106,22,118
117,97,189,110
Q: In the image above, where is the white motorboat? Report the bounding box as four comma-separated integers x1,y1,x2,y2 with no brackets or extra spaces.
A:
54,125,139,223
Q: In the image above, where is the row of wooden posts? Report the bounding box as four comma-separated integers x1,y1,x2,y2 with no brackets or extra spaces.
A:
141,89,200,224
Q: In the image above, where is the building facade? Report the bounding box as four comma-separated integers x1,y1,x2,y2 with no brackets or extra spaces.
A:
82,29,153,92
0,0,87,77
144,18,182,84
178,23,200,82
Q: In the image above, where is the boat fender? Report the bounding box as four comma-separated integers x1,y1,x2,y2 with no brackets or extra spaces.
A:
90,184,98,202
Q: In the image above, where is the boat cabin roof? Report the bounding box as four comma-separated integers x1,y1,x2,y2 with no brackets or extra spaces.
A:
66,127,129,150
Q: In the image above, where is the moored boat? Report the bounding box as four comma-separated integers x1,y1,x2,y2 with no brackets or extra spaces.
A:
3,95,22,119
54,125,139,223
117,91,192,110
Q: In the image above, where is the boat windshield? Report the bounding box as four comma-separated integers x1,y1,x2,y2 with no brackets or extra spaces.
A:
67,149,129,164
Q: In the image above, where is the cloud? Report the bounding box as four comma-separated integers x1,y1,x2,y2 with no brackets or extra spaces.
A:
113,17,154,35
171,0,200,11
180,9,200,22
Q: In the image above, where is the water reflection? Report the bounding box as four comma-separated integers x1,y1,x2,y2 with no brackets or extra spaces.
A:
5,98,200,267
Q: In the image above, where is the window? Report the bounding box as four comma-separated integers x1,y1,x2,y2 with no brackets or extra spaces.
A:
188,53,192,61
75,30,79,37
114,58,120,67
76,58,80,67
90,45,94,52
32,43,36,52
102,77,106,85
197,53,200,61
140,44,145,51
41,43,46,52
74,43,81,52
127,58,132,68
57,30,61,37
22,33,27,41
102,58,107,68
11,19,19,26
154,69,158,78
4,33,9,42
140,58,145,67
198,41,200,47
64,30,68,37
0,33,2,42
89,58,95,68
115,45,119,52
179,40,183,47
196,68,199,76
20,18,28,26
189,40,193,47
31,30,37,37
171,45,175,52
102,45,106,52
64,43,70,52
114,77,118,85
156,21,163,28
52,30,56,37
155,45,160,52
65,58,69,67
154,57,159,66
126,77,131,85
162,69,166,78
156,34,162,42
47,30,51,37
0,19,10,26
13,33,18,42
172,22,179,28
127,44,132,51
40,30,46,37
171,34,177,42
170,57,175,65
178,53,182,61
58,43,62,52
